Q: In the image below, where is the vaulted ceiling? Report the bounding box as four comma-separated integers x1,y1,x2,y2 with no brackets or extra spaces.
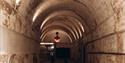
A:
31,0,93,43
5,0,120,44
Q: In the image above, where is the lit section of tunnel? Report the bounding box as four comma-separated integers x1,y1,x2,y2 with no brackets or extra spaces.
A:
32,0,87,46
0,0,125,63
40,11,85,43
32,0,125,63
31,0,91,62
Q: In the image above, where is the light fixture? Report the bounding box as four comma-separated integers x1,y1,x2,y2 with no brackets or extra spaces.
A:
16,0,20,5
15,0,21,9
50,45,54,50
40,43,54,45
54,32,60,42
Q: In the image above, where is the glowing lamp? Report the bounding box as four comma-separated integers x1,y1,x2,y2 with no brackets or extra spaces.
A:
15,0,21,9
54,32,60,42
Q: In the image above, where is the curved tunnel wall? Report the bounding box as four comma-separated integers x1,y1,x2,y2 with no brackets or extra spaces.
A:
78,0,125,63
32,0,125,63
0,0,40,63
0,0,125,63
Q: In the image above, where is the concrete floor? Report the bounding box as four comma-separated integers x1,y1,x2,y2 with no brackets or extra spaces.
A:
39,54,75,63
40,58,75,63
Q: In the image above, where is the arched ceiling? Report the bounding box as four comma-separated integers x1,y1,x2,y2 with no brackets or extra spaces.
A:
42,30,73,43
4,0,120,44
41,25,76,40
31,0,97,43
40,11,85,36
40,15,85,40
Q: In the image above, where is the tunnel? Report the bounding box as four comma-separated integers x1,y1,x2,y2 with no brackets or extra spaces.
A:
0,0,125,63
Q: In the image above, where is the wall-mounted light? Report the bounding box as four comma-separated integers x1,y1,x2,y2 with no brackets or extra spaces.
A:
15,0,21,9
54,32,60,42
40,42,54,45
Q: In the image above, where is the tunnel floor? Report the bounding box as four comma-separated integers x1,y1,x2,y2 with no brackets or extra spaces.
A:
40,58,75,63
39,52,76,63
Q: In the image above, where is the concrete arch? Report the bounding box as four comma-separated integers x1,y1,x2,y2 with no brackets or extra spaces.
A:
40,25,76,41
41,30,73,43
32,0,94,33
41,22,78,40
40,11,85,33
39,11,86,39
